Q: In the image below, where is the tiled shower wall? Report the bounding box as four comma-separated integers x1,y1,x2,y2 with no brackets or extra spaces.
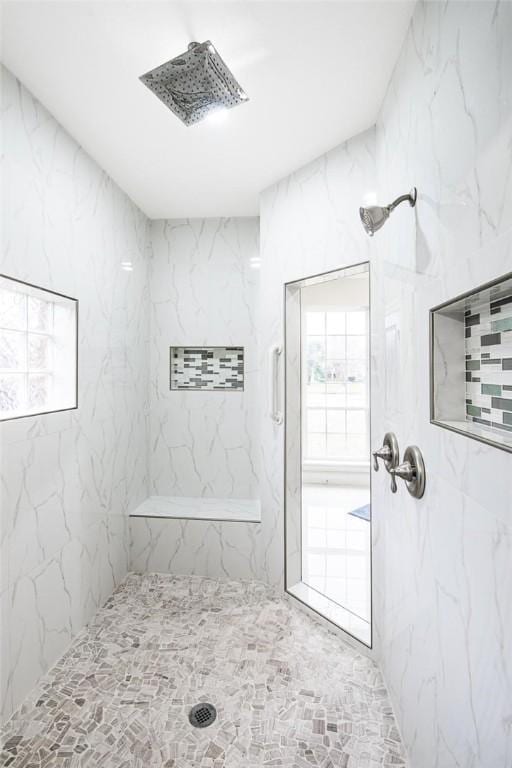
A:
129,218,262,580
465,292,512,433
260,1,512,766
259,128,375,588
0,65,149,722
373,2,512,767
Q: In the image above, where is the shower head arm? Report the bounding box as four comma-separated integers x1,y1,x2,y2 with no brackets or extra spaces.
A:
388,188,417,213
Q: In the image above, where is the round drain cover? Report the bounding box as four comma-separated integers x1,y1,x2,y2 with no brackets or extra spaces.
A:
189,702,217,728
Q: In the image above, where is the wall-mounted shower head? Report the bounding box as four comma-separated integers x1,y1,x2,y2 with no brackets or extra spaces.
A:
359,187,417,237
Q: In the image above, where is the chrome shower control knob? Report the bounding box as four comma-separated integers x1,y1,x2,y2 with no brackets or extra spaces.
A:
390,461,415,493
372,445,391,471
389,445,426,499
372,432,399,473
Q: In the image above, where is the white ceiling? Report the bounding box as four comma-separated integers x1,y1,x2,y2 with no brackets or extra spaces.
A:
0,1,414,219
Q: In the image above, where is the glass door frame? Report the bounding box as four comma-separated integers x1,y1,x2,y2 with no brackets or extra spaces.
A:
283,261,373,648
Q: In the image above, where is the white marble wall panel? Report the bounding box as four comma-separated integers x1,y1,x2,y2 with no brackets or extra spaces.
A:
130,218,261,580
372,3,512,766
147,218,260,500
130,517,260,581
260,2,512,764
0,65,149,723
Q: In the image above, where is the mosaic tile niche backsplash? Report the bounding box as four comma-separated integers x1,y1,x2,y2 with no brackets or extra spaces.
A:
465,288,512,434
170,346,244,391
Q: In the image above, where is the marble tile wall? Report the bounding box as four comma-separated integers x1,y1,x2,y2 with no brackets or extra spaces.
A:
260,2,512,765
0,65,149,723
259,129,376,589
131,218,261,577
373,3,512,767
3,4,512,766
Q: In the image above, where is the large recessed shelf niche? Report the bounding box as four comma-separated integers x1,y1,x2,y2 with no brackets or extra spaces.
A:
430,272,512,453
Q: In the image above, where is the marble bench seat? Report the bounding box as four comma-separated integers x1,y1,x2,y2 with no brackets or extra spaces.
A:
130,495,261,523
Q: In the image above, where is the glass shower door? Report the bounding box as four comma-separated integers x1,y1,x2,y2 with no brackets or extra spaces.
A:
284,262,372,646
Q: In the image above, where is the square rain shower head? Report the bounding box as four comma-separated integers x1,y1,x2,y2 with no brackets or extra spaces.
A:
139,41,249,126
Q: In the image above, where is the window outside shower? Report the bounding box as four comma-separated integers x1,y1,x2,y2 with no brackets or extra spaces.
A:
303,308,369,464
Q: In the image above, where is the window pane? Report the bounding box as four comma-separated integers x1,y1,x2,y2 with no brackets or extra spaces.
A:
346,380,366,407
28,334,50,371
0,374,25,413
347,434,367,458
0,330,26,371
325,389,346,408
325,360,345,384
346,311,366,335
307,433,326,459
28,374,50,410
306,389,327,408
306,336,325,361
326,336,344,359
28,296,52,332
326,311,345,334
0,289,26,330
306,312,325,335
347,409,366,434
307,360,326,385
327,434,346,458
0,276,77,422
327,409,345,434
347,336,366,360
346,360,366,384
307,409,326,433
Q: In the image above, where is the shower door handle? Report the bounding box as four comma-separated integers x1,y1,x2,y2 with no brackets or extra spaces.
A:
269,344,283,424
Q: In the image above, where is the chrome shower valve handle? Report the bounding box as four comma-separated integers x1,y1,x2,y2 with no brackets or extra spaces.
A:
390,461,415,493
372,432,399,473
389,445,426,499
372,445,391,471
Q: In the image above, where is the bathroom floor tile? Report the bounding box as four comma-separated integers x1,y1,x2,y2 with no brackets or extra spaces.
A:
0,573,405,767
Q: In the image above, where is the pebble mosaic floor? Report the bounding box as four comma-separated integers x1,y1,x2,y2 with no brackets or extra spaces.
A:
1,573,406,767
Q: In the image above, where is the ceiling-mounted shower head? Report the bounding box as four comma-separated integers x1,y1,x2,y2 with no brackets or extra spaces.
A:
360,187,417,237
140,40,249,126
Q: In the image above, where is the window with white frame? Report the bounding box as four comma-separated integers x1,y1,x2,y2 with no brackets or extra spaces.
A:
303,308,369,463
0,275,77,421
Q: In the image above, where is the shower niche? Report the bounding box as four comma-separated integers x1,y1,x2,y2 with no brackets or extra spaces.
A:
430,272,512,453
170,346,244,391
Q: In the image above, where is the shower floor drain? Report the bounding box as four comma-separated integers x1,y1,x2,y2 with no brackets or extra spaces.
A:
189,702,217,728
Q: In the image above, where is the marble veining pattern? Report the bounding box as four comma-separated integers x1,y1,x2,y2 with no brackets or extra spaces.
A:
147,218,260,501
0,572,406,768
372,3,512,767
261,3,512,766
1,65,149,723
132,218,262,584
259,128,376,591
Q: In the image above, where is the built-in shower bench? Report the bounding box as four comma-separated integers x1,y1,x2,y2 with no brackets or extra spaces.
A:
130,496,261,523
